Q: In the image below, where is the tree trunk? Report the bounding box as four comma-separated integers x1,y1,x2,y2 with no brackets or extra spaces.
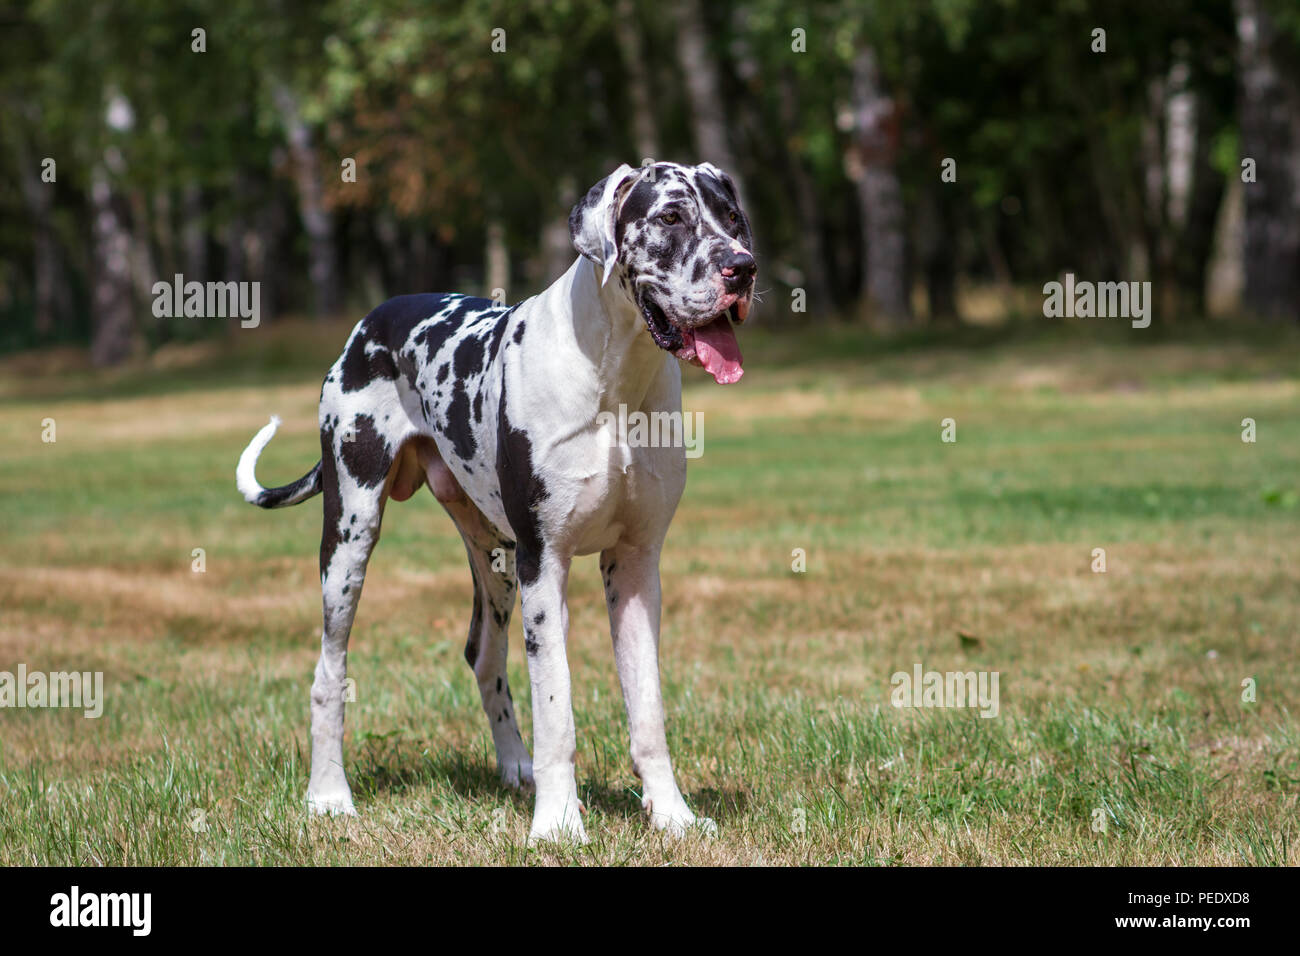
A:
10,120,64,338
1176,91,1227,318
614,0,660,162
272,81,340,318
89,166,136,366
771,69,835,319
540,176,578,286
848,46,909,324
485,218,509,300
917,186,959,324
675,0,745,197
1235,0,1300,320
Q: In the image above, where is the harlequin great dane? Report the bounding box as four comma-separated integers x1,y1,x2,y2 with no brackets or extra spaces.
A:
236,161,755,843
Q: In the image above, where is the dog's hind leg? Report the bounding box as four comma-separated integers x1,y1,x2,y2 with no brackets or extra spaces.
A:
307,418,393,816
420,441,533,788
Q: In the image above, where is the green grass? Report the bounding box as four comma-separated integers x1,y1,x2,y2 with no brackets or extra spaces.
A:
0,318,1297,864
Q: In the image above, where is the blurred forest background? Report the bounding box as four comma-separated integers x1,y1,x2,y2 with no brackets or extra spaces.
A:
2,0,1300,365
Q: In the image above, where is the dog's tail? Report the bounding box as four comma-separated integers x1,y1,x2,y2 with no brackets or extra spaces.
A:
236,416,323,509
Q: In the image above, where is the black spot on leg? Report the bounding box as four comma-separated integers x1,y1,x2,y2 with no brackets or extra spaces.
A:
532,611,545,627
496,677,502,693
524,631,539,655
319,422,343,575
464,570,483,668
340,414,392,488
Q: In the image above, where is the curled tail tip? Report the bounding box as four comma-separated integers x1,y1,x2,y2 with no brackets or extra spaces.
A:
237,414,284,504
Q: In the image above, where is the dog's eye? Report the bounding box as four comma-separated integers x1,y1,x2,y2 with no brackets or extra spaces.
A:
728,211,738,224
659,212,679,225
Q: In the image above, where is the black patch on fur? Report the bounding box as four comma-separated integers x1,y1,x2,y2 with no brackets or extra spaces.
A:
340,414,391,488
319,422,344,575
445,388,477,460
512,319,526,344
454,333,486,380
486,309,511,364
436,362,449,384
616,179,657,246
696,171,752,244
495,376,548,586
465,566,483,668
340,323,399,392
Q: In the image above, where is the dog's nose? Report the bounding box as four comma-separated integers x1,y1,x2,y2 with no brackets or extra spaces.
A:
719,251,756,290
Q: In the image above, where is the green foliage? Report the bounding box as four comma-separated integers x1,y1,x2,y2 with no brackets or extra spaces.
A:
0,0,1261,349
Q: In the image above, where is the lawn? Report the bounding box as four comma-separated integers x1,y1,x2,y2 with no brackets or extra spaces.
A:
0,318,1297,865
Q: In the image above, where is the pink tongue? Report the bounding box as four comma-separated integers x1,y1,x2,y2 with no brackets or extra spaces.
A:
692,317,744,384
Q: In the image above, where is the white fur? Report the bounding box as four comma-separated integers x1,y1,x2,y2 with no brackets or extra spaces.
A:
235,415,282,503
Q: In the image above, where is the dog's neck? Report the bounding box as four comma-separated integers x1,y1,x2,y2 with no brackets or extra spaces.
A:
555,256,673,413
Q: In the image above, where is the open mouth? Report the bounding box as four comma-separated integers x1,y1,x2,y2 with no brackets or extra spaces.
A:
639,294,747,385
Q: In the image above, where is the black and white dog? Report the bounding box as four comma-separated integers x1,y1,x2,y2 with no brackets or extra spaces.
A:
236,162,755,842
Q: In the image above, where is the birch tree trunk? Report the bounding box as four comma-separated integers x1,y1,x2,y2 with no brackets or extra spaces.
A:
614,0,660,162
848,46,909,324
272,81,340,318
675,0,746,199
90,165,136,366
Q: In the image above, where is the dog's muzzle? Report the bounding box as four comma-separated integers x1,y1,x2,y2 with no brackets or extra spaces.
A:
638,286,752,386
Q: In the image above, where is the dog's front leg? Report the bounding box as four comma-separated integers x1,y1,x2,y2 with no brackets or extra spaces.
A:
520,553,587,844
601,545,714,837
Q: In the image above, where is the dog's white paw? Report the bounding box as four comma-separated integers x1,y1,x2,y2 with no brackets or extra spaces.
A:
646,798,716,838
307,791,357,817
528,801,588,845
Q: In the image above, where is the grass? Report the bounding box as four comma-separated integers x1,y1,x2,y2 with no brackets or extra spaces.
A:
0,316,1297,865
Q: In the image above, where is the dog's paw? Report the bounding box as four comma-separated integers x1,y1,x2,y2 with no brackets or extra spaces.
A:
645,797,716,838
499,758,535,791
307,791,357,817
527,801,588,846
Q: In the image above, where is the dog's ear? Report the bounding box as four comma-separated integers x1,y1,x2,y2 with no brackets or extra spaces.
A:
569,164,638,286
696,162,741,202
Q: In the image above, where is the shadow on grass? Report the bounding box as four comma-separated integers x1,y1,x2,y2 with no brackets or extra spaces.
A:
349,738,750,825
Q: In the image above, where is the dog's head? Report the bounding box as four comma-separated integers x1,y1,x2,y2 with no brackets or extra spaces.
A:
570,162,755,384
